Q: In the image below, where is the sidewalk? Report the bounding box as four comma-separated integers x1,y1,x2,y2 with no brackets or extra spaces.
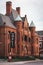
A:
0,59,43,65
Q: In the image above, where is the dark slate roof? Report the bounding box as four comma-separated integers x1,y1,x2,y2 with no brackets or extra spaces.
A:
7,9,25,23
36,31,43,35
0,8,26,29
0,14,16,29
12,9,18,21
8,9,18,22
21,17,25,22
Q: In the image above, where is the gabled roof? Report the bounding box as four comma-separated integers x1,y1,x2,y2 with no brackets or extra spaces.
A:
30,21,35,27
0,14,16,29
15,15,22,21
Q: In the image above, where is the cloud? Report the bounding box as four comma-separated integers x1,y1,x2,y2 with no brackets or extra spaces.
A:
0,0,43,30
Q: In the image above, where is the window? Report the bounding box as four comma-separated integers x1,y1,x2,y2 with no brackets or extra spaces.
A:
28,37,31,42
18,32,20,42
39,42,42,48
31,37,34,43
31,46,33,54
22,22,24,28
17,44,20,54
18,25,20,29
36,38,38,44
36,47,38,53
40,37,42,41
8,31,10,39
8,44,11,53
24,35,27,41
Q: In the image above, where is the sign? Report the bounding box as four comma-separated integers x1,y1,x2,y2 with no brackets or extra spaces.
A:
10,32,15,48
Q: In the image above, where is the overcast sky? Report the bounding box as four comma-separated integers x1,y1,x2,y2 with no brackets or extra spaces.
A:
0,0,43,31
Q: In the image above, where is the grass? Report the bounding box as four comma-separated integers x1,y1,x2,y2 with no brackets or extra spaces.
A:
12,56,35,62
0,56,36,62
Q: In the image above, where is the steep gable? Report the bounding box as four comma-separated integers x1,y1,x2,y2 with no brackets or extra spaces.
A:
7,9,18,22
24,15,28,28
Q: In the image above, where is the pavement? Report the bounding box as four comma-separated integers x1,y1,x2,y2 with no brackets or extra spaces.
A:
0,59,43,65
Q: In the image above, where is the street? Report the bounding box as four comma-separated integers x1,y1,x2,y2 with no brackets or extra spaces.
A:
24,61,43,65
0,61,43,65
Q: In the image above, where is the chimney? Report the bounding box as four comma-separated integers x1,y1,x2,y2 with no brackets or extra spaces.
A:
16,7,20,15
6,1,12,15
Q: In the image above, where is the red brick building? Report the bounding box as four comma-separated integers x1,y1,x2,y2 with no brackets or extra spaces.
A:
36,31,43,57
0,1,39,57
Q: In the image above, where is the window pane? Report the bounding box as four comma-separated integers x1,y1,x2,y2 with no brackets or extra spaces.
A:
28,37,31,42
18,32,20,42
39,42,42,48
24,35,27,41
